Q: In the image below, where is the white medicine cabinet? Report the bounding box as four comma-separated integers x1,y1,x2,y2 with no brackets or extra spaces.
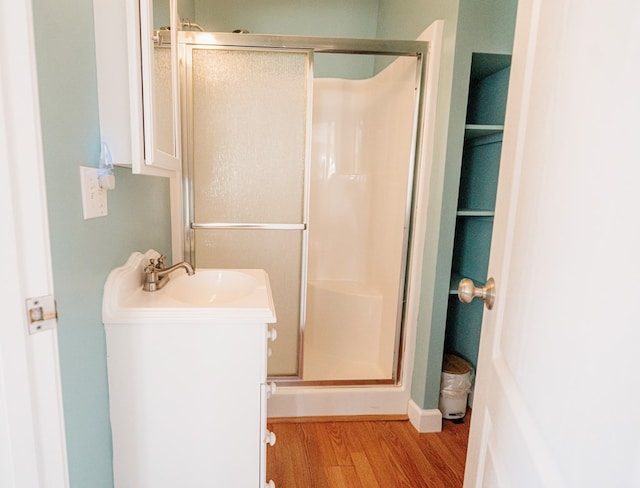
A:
93,0,181,176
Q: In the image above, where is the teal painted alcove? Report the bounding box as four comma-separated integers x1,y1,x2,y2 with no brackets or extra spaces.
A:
415,1,518,412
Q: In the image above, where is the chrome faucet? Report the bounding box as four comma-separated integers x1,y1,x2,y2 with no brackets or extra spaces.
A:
143,255,195,292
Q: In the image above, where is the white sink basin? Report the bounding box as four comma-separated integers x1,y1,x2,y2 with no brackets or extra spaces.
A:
164,269,259,305
102,250,276,324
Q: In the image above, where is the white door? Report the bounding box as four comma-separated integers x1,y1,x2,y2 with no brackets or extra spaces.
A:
0,0,69,486
464,0,640,487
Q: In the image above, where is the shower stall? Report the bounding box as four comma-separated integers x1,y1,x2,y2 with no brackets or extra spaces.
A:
178,32,430,389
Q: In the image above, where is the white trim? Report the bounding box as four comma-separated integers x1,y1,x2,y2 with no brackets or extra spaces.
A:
269,385,412,418
408,400,442,433
401,15,443,400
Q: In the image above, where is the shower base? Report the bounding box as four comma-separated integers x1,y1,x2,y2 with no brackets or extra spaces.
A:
302,345,387,381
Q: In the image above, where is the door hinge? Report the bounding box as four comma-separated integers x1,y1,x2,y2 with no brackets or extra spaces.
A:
25,295,58,334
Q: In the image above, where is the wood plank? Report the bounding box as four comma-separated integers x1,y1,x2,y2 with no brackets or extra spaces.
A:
364,421,438,487
267,423,313,487
393,420,461,487
267,411,470,487
350,451,380,488
325,465,362,488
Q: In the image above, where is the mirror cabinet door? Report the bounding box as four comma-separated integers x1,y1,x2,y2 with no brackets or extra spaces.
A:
93,0,180,176
139,0,181,172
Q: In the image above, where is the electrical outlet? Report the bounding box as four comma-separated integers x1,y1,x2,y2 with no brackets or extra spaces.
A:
80,166,108,219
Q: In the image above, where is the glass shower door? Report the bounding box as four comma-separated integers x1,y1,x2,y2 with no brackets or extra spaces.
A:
183,46,311,376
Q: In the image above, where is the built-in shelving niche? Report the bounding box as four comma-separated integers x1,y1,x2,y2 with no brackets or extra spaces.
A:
444,53,511,369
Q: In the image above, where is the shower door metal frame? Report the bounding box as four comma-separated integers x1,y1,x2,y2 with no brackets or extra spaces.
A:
179,40,313,381
179,31,430,387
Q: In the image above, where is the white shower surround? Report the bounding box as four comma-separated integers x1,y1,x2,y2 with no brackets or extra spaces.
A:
302,57,415,381
269,21,444,421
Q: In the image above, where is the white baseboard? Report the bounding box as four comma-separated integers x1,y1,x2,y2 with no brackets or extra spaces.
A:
408,399,442,433
268,384,411,418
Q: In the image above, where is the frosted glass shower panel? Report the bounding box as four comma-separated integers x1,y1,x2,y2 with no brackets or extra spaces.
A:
195,229,302,376
188,47,310,377
192,48,308,224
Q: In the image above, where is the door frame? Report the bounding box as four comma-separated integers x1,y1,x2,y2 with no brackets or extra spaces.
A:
0,0,69,486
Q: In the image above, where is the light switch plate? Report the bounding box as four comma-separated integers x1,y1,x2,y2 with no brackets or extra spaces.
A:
80,166,108,219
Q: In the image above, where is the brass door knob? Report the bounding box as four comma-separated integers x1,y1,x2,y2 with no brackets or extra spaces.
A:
458,277,496,310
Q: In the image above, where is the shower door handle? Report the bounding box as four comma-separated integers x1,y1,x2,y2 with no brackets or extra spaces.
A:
191,222,306,230
458,277,496,310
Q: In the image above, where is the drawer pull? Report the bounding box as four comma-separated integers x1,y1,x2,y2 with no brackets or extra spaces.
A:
265,430,276,446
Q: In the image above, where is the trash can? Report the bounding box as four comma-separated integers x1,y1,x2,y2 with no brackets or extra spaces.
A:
439,354,473,420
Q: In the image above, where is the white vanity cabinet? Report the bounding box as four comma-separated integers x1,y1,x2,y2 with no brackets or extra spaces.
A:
103,251,278,487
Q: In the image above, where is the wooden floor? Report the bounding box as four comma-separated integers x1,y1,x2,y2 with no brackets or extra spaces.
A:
266,413,471,488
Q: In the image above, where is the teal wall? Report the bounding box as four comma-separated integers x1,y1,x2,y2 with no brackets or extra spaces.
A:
416,0,518,410
191,0,379,37
375,0,464,413
31,0,172,486
186,0,381,78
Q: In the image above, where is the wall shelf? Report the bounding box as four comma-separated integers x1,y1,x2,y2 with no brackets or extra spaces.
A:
464,124,504,140
456,209,495,217
444,53,511,369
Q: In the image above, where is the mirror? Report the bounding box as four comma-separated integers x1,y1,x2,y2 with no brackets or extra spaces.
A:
139,0,180,171
153,0,171,157
152,28,175,157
